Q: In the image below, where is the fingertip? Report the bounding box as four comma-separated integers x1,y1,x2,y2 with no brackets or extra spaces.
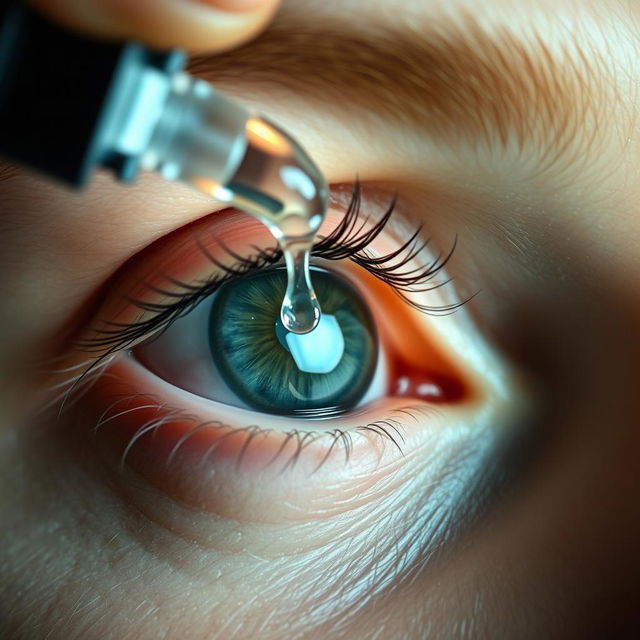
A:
28,0,281,52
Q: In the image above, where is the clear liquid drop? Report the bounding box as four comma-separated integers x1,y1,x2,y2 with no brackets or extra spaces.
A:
280,242,321,333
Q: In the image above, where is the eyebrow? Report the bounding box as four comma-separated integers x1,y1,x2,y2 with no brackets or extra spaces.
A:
189,11,614,171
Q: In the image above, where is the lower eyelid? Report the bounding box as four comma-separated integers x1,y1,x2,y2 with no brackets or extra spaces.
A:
71,258,475,520
77,354,474,521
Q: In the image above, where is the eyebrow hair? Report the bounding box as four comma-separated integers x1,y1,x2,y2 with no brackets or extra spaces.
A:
189,10,615,175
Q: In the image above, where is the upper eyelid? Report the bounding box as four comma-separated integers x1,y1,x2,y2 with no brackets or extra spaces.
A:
77,183,462,356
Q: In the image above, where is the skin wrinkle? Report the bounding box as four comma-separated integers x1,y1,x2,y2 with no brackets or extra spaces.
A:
0,163,21,182
305,429,504,639
296,432,498,639
189,10,613,176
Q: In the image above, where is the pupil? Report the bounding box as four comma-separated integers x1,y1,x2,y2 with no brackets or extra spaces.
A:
209,267,378,415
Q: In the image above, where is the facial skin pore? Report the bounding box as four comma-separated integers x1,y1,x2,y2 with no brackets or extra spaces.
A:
2,1,640,639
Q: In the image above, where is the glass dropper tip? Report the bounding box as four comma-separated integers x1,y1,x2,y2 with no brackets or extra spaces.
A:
167,100,329,336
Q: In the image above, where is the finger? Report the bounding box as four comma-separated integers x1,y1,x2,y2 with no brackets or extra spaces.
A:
27,0,281,52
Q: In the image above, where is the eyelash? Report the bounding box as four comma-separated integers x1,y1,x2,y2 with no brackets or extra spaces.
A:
80,180,460,356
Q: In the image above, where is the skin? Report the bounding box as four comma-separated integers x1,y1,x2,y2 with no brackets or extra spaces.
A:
2,0,640,638
28,0,283,50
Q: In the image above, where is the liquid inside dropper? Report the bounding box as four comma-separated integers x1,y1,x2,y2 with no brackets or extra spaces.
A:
219,117,328,334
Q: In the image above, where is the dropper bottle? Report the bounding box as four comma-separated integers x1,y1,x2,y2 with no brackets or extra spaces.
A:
0,2,327,334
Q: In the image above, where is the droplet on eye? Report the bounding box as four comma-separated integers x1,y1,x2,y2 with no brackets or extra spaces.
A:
279,241,321,334
275,313,345,374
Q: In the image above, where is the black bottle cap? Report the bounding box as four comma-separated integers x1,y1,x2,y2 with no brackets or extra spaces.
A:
0,2,184,187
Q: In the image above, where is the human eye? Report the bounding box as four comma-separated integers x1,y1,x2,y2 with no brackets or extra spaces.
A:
84,181,463,420
49,177,518,533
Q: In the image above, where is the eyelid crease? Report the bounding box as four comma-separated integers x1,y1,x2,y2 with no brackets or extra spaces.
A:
78,180,465,358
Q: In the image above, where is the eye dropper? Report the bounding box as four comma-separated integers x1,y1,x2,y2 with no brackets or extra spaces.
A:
0,2,327,335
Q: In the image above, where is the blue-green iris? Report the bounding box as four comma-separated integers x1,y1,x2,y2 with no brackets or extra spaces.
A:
209,268,377,415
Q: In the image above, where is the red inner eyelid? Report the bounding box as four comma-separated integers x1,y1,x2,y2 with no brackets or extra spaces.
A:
80,208,336,332
350,265,470,403
87,209,291,329
84,208,258,328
